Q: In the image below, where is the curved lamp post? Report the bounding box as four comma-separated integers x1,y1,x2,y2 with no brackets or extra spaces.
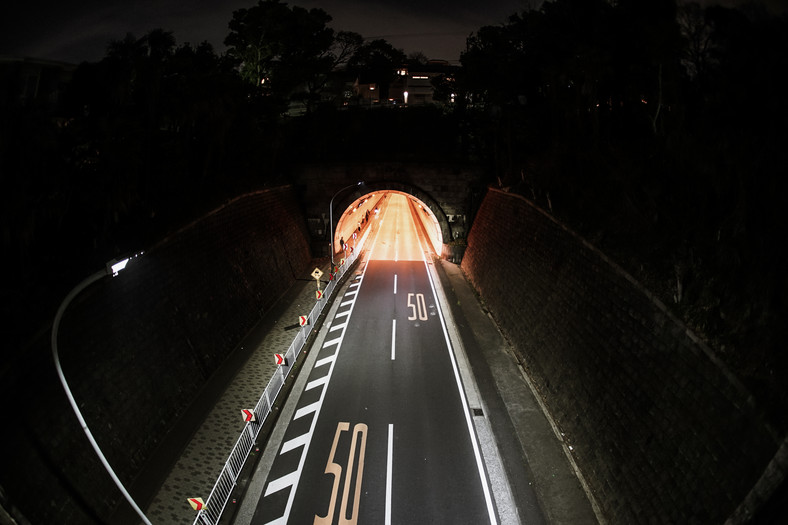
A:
329,181,363,267
51,257,152,525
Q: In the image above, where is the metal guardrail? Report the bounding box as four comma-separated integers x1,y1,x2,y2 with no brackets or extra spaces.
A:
192,248,360,525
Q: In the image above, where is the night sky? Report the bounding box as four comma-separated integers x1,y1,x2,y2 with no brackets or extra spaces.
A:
1,0,532,65
3,0,786,66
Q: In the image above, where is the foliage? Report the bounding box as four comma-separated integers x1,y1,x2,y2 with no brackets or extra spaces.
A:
346,39,407,100
224,0,359,112
3,0,787,435
455,0,788,428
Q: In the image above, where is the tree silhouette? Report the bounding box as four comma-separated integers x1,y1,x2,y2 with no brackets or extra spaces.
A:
224,0,337,112
347,39,407,101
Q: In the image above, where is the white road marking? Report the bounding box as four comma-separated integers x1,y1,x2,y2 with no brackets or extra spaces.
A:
262,248,371,525
421,256,498,525
264,471,298,497
322,337,342,348
386,423,394,525
329,322,347,332
391,319,396,361
281,433,310,454
410,205,498,524
315,355,336,368
306,376,328,391
394,274,398,294
294,401,320,420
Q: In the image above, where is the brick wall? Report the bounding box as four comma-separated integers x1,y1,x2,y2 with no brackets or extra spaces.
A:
461,188,779,523
1,186,312,524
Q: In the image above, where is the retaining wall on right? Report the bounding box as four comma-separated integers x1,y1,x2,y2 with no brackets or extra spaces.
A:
461,187,779,523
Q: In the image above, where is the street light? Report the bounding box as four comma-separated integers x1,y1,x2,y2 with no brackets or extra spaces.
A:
329,181,363,267
51,255,152,525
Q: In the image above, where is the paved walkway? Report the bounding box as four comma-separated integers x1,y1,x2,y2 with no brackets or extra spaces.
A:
145,258,334,525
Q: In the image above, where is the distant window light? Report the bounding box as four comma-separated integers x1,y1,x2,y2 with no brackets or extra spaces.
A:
412,75,429,79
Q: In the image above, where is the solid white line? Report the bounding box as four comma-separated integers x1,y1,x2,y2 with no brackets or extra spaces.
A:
281,432,310,454
294,401,320,420
422,255,498,525
391,319,396,360
306,376,328,391
409,210,498,524
329,322,347,332
386,423,393,525
340,300,354,307
394,274,398,294
345,289,358,296
264,471,298,496
334,310,350,318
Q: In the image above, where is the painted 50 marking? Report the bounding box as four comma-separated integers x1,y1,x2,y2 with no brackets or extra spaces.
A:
407,293,428,321
315,422,368,525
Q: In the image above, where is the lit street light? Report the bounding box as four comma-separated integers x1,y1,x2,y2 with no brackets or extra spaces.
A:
51,255,152,525
329,181,363,267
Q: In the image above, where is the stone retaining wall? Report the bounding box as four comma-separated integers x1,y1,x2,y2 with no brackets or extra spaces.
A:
1,186,311,524
461,187,779,523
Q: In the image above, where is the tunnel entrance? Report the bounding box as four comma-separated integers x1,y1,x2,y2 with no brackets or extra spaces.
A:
333,190,443,261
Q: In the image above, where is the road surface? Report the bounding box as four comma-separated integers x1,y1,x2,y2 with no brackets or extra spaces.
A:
249,193,499,524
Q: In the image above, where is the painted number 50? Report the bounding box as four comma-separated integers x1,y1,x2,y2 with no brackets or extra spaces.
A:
315,422,368,525
407,293,428,321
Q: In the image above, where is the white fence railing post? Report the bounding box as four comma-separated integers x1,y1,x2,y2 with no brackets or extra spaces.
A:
192,252,361,525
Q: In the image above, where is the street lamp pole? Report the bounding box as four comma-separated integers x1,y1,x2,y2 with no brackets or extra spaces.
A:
329,181,363,267
51,259,153,525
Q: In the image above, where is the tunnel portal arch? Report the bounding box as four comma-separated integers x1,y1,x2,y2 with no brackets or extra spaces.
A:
332,181,452,259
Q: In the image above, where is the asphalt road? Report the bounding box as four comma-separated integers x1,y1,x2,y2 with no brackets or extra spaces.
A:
249,194,498,524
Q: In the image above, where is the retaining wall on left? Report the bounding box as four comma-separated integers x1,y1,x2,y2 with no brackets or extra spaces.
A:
0,186,312,524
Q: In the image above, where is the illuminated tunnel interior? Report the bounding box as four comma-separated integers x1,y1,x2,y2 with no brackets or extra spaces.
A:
333,191,442,261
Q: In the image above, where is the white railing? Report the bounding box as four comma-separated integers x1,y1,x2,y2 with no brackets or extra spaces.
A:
192,248,359,525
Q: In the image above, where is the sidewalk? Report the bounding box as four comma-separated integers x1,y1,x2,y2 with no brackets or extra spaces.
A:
145,258,334,525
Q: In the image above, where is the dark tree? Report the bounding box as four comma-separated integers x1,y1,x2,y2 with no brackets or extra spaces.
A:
347,39,407,100
224,0,338,112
